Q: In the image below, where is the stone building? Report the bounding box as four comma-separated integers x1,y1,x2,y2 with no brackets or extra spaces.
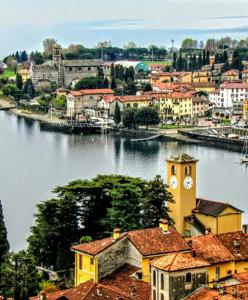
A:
31,43,102,90
150,252,209,300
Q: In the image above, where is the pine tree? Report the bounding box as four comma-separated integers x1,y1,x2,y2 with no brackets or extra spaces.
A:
15,51,20,63
223,50,228,63
110,63,115,79
206,51,210,64
0,200,9,264
16,73,23,90
20,51,28,62
192,54,197,71
104,77,109,88
202,50,206,66
111,78,117,89
197,53,203,70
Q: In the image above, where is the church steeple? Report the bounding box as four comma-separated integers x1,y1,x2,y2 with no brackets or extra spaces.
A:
53,42,62,66
167,153,198,236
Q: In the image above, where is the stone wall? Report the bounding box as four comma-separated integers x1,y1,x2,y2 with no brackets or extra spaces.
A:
64,66,99,87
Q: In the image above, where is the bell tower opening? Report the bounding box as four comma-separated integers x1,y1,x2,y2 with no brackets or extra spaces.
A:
167,153,198,235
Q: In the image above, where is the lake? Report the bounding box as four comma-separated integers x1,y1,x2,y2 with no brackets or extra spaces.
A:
0,111,247,250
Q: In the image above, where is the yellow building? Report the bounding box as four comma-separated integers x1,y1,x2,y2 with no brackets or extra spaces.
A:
18,69,30,82
71,221,190,286
150,72,172,84
192,71,213,83
167,153,242,237
192,82,217,93
243,100,248,121
159,92,193,121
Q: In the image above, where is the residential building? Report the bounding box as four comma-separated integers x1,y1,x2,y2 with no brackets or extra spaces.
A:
221,69,240,82
159,92,193,121
167,153,243,237
192,97,212,117
243,100,248,121
151,252,209,300
184,287,237,299
31,43,103,90
66,89,114,117
218,82,248,109
242,69,248,83
71,220,190,285
192,71,213,84
209,89,220,107
192,82,217,93
150,72,172,84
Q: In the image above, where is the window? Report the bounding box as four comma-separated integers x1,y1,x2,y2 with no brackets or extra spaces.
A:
78,67,82,71
172,165,176,176
185,165,192,176
186,272,192,283
160,274,164,290
153,270,157,287
216,267,220,280
90,257,94,265
160,293,164,300
69,67,72,71
79,255,83,270
153,290,156,300
88,67,91,71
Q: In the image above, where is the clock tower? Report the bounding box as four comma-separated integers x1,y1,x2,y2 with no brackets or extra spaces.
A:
167,153,198,235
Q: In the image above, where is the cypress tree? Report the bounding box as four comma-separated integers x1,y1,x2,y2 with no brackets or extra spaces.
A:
104,77,109,88
206,51,210,64
114,102,121,126
111,78,117,89
202,50,206,66
172,52,177,70
16,73,23,90
197,53,203,70
223,50,228,63
110,63,115,79
0,200,9,264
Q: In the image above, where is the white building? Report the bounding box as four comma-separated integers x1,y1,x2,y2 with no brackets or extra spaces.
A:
209,82,248,109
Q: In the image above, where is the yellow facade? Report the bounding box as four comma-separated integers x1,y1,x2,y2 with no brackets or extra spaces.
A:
192,71,213,83
159,96,193,120
193,86,216,93
180,73,192,83
195,207,242,235
208,261,235,285
74,252,98,286
167,157,197,235
124,99,156,109
18,69,30,82
150,74,172,85
243,100,248,121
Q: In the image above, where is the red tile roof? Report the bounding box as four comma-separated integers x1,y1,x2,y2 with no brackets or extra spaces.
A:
232,272,248,284
100,264,151,300
187,234,235,264
102,95,159,103
185,287,236,299
225,283,248,299
222,69,240,76
216,231,248,261
71,233,127,256
153,83,178,91
128,226,191,256
151,252,209,272
70,89,114,97
220,82,248,89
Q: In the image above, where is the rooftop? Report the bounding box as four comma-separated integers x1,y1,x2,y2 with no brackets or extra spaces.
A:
167,153,198,163
184,287,236,299
151,252,209,272
70,89,114,97
193,198,243,217
187,234,235,264
220,82,248,89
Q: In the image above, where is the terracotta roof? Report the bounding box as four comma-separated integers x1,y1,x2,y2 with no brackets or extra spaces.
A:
192,82,216,88
193,198,243,217
222,69,240,76
225,283,248,299
151,252,209,272
128,225,190,256
70,89,114,97
184,287,236,299
29,289,72,300
187,234,235,264
232,272,248,284
153,83,178,91
100,264,151,300
220,82,248,89
242,69,248,73
105,95,159,103
193,97,210,104
216,231,248,261
71,233,127,256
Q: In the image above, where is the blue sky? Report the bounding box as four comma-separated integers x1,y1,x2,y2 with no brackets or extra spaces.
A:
1,0,248,57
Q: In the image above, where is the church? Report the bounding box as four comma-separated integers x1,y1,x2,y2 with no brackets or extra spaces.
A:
167,153,243,237
31,43,103,90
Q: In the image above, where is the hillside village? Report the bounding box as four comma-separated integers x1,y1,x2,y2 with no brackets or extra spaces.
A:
1,38,248,300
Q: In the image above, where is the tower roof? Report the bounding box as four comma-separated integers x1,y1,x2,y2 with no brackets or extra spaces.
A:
167,153,198,163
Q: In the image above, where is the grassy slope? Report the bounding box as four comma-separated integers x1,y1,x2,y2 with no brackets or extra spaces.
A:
0,69,16,79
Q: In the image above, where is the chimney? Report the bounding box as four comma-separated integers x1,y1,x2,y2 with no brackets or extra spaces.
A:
205,227,211,235
159,219,169,233
113,228,120,240
233,238,240,248
39,291,47,300
188,239,193,248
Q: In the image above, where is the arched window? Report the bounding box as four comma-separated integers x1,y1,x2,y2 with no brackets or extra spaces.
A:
160,294,164,300
160,273,164,290
153,270,157,287
186,272,192,283
153,290,156,300
185,165,192,176
172,165,176,175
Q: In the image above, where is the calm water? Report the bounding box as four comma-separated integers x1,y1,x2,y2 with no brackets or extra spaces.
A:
0,111,247,250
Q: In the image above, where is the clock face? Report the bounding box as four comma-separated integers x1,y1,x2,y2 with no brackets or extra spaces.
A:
184,176,193,189
170,176,178,189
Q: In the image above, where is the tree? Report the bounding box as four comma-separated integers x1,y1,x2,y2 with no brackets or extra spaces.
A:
20,51,28,62
135,107,160,130
110,63,115,79
29,51,44,65
124,79,137,95
0,251,40,300
0,200,9,265
110,78,117,90
23,79,35,99
142,176,174,228
172,52,177,70
103,77,109,88
74,77,101,90
181,38,198,49
197,53,203,70
114,102,121,126
43,38,57,58
6,56,18,73
143,83,153,92
16,73,23,90
122,108,137,129
2,84,18,96
232,50,244,71
124,42,137,49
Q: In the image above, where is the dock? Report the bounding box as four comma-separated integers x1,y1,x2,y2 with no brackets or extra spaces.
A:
130,134,163,142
